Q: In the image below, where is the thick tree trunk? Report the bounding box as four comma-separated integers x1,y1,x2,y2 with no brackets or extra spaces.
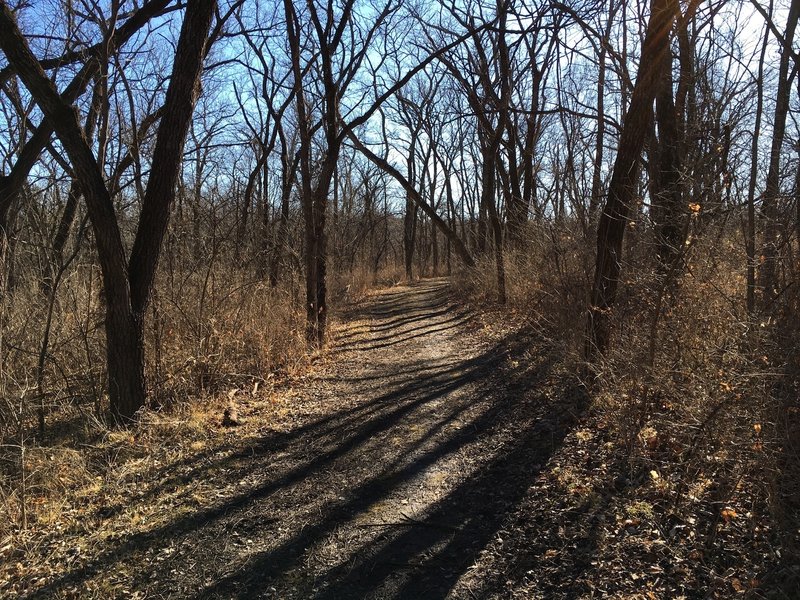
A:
0,2,142,421
587,0,676,358
496,1,525,244
652,42,684,268
105,308,146,420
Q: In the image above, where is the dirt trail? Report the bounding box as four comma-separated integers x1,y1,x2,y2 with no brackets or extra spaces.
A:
26,278,584,599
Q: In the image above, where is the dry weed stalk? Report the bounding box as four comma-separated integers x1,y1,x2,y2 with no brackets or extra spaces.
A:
460,219,791,549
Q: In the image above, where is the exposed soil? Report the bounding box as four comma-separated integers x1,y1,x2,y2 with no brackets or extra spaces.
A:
5,278,795,599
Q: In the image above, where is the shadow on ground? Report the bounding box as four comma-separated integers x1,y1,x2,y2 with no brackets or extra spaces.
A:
26,279,586,599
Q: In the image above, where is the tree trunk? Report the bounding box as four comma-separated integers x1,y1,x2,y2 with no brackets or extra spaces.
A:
304,185,328,345
404,195,417,280
747,9,770,315
105,307,146,420
269,155,293,288
403,129,419,280
652,39,684,268
589,0,616,227
237,152,266,262
482,132,506,303
587,0,676,357
759,0,800,303
43,179,80,297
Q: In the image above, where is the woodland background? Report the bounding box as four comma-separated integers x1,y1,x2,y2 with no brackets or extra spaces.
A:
0,0,799,594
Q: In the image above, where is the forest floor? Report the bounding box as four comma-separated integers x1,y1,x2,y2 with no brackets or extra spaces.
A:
2,278,795,599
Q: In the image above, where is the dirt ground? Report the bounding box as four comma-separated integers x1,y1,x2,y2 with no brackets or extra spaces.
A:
7,278,795,599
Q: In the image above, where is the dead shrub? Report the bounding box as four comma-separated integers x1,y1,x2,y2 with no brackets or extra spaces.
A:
460,217,795,584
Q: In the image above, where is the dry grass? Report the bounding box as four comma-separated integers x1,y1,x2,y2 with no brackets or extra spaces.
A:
329,262,406,304
147,266,310,399
458,218,798,584
0,393,256,595
0,252,312,538
0,250,407,574
457,220,592,357
1,208,798,593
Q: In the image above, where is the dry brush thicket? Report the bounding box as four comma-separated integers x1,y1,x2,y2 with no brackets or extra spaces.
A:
461,218,800,588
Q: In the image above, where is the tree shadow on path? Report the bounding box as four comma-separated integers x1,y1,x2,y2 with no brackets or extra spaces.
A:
195,282,587,599
26,279,586,600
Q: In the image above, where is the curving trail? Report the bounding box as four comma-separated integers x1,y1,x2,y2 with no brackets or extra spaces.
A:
26,278,583,599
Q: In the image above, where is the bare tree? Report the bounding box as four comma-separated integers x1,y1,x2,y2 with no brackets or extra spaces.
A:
587,0,677,357
759,0,800,304
0,0,218,421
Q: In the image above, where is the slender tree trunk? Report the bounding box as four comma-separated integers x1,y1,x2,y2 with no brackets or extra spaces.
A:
747,12,770,315
496,1,524,244
43,179,80,297
269,156,293,288
589,0,616,227
760,0,800,303
256,155,270,279
237,155,263,262
445,167,454,275
488,190,506,304
403,127,420,280
795,145,800,263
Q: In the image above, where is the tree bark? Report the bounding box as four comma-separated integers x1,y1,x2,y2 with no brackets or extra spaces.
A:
652,31,684,268
269,146,296,288
404,127,419,280
587,0,676,357
747,8,771,315
589,0,617,227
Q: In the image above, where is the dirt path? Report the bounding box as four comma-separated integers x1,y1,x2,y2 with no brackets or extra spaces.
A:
24,278,585,599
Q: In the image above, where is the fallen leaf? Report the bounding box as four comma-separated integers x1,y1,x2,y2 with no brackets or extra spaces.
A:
721,508,737,522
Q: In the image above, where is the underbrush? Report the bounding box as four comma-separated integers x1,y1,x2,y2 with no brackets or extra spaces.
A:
458,220,800,593
0,246,402,548
329,261,406,303
458,221,591,354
